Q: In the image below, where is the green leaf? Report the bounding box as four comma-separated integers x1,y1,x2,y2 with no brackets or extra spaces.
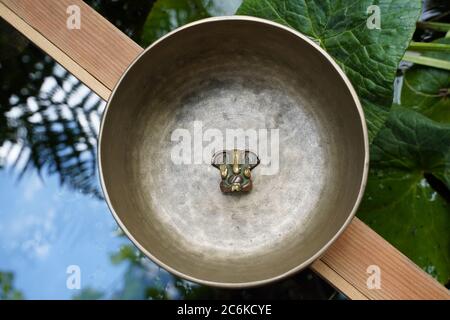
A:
237,0,422,142
358,107,450,284
0,271,23,300
110,245,140,265
402,38,450,123
141,0,242,46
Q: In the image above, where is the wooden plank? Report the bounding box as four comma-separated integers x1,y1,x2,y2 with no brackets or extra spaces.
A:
0,1,110,100
310,259,369,300
318,218,449,300
0,0,143,100
1,0,449,300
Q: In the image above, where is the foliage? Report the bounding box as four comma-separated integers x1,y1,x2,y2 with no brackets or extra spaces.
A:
401,38,450,122
88,0,156,43
358,107,450,283
104,243,338,299
0,19,101,196
0,271,23,300
358,22,450,284
238,0,421,142
141,0,242,46
0,1,154,196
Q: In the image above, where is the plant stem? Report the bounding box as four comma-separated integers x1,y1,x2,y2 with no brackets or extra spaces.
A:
403,53,450,71
408,41,450,52
416,21,450,33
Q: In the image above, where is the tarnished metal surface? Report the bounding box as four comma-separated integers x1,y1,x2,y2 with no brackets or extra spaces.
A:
98,16,369,287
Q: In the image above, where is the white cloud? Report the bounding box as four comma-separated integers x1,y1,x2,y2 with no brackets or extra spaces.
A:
1,208,56,260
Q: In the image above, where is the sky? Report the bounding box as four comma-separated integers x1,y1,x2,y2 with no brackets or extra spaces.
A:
0,60,164,299
0,169,130,299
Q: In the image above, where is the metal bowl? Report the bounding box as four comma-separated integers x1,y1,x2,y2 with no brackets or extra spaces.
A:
99,16,369,287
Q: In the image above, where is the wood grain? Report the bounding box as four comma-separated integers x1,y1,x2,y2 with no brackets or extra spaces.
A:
1,0,449,300
310,259,369,300
0,0,143,99
316,218,449,299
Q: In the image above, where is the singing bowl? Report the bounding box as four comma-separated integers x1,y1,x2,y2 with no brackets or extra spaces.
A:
99,16,369,287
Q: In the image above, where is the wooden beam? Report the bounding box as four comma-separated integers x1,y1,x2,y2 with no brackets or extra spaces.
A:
0,0,142,100
310,259,369,300
315,218,449,300
1,0,449,300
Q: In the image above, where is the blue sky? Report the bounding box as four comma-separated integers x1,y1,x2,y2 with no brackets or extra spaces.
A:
0,169,130,299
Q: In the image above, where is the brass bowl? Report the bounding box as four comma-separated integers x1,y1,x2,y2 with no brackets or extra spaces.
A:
98,16,369,287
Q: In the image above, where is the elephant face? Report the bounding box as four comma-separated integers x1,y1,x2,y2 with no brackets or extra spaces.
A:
212,149,260,193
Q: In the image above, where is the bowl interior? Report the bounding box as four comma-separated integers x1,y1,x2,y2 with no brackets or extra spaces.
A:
99,18,367,286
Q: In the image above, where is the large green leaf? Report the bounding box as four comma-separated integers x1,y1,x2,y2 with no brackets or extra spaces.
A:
401,38,450,123
358,107,450,284
141,0,242,46
238,0,422,141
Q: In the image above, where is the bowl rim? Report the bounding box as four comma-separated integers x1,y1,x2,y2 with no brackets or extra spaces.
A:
97,15,370,288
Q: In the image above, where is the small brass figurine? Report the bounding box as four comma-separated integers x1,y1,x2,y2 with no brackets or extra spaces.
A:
211,149,260,193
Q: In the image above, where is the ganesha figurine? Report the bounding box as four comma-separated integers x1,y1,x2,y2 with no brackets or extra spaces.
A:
211,149,260,193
